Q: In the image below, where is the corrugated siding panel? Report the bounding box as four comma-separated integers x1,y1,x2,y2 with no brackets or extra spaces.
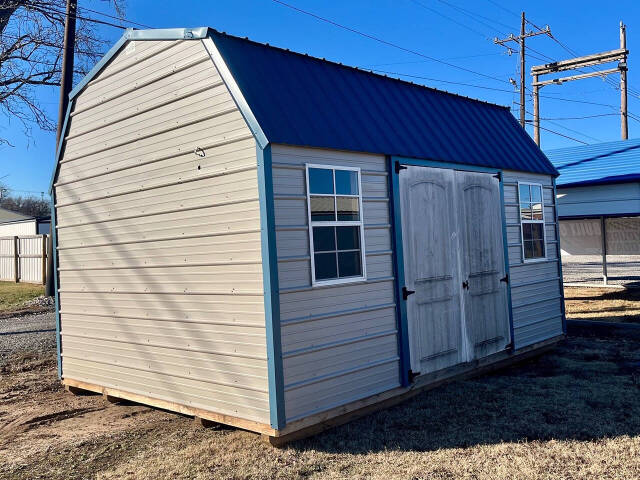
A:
271,145,400,423
556,183,640,218
54,39,270,424
0,220,37,237
546,138,640,187
503,170,564,348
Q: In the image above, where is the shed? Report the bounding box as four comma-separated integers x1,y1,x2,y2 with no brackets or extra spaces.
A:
0,207,50,236
546,139,640,284
50,27,566,443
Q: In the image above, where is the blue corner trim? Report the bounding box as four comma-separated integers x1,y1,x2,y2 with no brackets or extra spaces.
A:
201,36,268,149
499,175,515,348
553,179,568,334
50,195,62,379
388,156,411,387
391,156,500,174
256,144,286,429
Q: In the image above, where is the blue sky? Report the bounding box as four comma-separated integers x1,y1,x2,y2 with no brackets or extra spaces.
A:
2,0,639,197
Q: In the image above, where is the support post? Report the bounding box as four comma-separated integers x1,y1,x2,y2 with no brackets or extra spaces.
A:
620,21,628,140
601,216,608,285
533,74,540,146
42,234,47,285
13,236,18,283
519,12,526,128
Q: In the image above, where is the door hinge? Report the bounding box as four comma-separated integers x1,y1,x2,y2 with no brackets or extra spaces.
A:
402,286,415,300
493,171,502,181
395,161,407,174
500,274,509,284
462,280,469,290
408,369,421,383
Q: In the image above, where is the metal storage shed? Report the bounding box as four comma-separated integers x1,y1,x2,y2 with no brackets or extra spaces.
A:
50,27,565,443
546,139,640,284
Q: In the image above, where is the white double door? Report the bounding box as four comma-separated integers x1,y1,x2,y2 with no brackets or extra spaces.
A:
400,165,511,375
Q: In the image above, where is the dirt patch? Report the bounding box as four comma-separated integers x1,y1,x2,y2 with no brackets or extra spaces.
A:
565,286,640,323
1,335,640,479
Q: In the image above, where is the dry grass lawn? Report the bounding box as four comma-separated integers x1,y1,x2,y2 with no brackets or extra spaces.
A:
565,287,640,323
0,281,44,312
2,335,639,479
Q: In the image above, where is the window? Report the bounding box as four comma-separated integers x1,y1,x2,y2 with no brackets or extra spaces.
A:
306,165,366,285
518,182,546,260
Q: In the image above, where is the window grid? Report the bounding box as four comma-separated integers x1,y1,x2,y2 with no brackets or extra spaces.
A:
306,164,367,286
518,182,547,262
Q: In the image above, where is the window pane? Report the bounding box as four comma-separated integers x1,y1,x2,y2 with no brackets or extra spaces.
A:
524,240,534,259
313,226,335,252
336,226,361,250
530,185,542,203
532,239,545,258
532,202,543,220
310,196,335,221
338,251,362,278
530,223,544,241
522,223,532,240
520,203,532,220
337,197,360,221
335,170,359,195
309,168,334,194
519,184,531,203
314,252,337,280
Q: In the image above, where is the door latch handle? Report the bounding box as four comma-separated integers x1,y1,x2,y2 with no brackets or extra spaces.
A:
462,280,469,290
500,275,509,284
402,286,415,300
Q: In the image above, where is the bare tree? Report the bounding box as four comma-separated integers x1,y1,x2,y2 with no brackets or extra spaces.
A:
0,1,125,145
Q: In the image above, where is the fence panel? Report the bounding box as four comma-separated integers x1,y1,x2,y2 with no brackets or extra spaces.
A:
0,235,48,284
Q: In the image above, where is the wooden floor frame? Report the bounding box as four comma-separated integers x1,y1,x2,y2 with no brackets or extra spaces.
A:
63,334,564,446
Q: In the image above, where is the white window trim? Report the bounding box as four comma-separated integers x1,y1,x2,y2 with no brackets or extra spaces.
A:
306,163,367,287
517,181,547,263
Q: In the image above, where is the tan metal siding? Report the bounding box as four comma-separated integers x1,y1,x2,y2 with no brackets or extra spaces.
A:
271,145,400,423
503,171,564,348
54,39,270,424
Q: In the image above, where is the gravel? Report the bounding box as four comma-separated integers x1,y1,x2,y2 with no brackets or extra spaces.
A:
562,255,640,286
0,311,56,367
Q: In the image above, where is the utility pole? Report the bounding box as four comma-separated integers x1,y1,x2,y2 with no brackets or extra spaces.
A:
519,12,526,127
530,22,628,147
494,13,551,128
49,0,77,297
620,21,628,140
55,0,77,147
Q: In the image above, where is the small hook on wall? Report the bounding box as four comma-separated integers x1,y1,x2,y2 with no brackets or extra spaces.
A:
194,147,206,158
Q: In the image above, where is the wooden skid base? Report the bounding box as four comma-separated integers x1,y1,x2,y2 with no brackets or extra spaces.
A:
62,335,563,446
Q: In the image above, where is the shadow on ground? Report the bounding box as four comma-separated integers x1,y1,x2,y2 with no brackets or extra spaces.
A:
293,336,640,454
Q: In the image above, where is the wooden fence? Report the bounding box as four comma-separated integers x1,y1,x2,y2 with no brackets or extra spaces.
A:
0,235,48,284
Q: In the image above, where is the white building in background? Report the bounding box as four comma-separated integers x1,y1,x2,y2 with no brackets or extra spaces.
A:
0,207,51,237
546,138,640,284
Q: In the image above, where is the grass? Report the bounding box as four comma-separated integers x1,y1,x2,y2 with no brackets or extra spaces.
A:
0,281,44,312
565,286,640,323
2,335,639,480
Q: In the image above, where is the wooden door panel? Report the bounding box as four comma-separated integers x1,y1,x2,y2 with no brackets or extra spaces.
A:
400,166,463,374
456,171,510,359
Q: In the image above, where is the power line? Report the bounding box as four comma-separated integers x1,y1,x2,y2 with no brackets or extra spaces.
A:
23,1,129,30
270,0,512,85
436,0,513,33
534,113,619,121
369,69,517,93
411,0,490,39
77,6,153,29
361,52,505,68
530,124,588,144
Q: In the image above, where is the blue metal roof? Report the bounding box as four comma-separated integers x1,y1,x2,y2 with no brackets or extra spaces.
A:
545,138,640,187
209,30,557,176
